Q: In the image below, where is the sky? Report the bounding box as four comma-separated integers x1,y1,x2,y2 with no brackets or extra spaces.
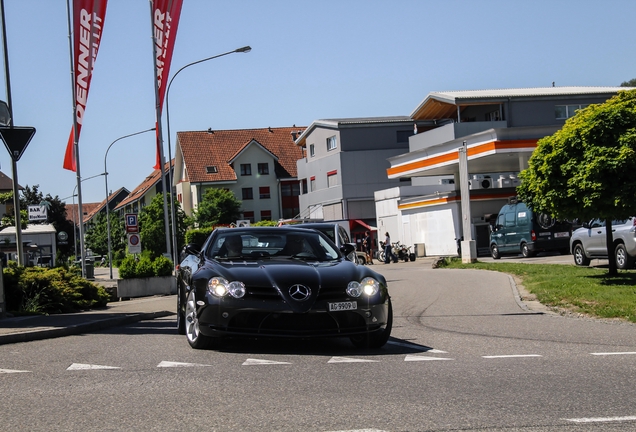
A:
0,0,634,205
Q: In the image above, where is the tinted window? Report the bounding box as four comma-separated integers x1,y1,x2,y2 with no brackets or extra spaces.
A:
504,212,516,227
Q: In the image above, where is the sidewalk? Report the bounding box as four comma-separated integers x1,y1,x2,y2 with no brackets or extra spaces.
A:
0,266,176,345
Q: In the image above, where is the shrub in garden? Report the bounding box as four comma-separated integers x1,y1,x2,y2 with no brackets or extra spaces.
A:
184,227,213,249
3,265,110,314
135,256,154,278
152,255,173,276
118,255,137,279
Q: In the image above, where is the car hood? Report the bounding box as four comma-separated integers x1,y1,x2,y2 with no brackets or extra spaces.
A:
209,259,368,313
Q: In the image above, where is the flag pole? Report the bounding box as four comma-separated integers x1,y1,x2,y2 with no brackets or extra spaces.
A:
148,0,172,260
66,0,86,276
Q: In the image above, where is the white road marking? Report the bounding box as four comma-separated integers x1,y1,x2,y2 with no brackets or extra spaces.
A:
564,416,636,423
404,354,453,362
242,358,292,366
325,429,388,432
157,361,212,368
327,356,379,364
386,340,447,353
67,363,120,370
591,352,636,356
0,368,31,373
482,354,542,359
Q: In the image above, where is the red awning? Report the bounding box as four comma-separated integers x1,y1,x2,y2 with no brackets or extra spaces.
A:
353,219,377,231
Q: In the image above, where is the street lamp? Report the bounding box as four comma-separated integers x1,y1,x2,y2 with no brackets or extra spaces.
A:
165,45,251,266
104,128,156,279
70,172,106,265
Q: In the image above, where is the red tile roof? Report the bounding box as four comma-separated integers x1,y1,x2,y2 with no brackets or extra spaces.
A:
66,202,102,225
177,127,305,183
114,160,173,211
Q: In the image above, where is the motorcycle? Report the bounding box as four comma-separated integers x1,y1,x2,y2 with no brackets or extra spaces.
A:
378,241,399,263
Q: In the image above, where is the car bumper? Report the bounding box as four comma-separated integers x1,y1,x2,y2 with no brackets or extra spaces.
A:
196,293,390,339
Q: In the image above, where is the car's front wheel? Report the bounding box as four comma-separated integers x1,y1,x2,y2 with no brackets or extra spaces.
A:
491,244,500,260
350,299,393,349
573,243,590,266
615,243,635,270
185,290,218,349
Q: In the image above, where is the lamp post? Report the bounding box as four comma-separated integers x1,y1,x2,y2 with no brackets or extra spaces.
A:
104,128,155,279
165,46,251,267
70,172,105,266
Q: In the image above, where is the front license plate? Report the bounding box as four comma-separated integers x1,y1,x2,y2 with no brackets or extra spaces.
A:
554,232,569,238
328,301,357,312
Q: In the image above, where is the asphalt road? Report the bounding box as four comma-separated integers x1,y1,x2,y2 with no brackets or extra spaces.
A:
1,261,634,431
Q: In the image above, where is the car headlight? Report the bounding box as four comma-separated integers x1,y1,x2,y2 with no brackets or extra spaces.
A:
208,277,246,298
347,277,380,297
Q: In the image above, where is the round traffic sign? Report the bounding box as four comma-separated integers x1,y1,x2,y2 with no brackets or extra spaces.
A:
129,234,140,246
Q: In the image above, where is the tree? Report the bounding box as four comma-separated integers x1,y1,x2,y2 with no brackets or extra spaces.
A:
85,212,126,257
139,193,188,259
620,78,636,87
194,188,242,228
517,89,636,275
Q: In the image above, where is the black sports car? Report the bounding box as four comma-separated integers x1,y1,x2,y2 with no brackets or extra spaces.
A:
176,226,392,349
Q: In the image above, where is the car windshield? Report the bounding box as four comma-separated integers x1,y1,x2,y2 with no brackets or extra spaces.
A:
206,229,340,262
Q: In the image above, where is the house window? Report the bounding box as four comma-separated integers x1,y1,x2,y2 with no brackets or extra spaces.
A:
309,144,315,157
260,210,272,221
240,164,252,176
205,166,218,174
310,176,316,192
327,136,337,151
243,211,254,223
259,186,270,199
302,179,308,194
555,104,587,120
242,188,253,200
327,170,338,188
257,163,269,175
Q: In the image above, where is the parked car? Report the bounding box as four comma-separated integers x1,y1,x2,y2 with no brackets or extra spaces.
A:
490,199,572,259
285,222,359,264
570,218,636,269
176,226,392,350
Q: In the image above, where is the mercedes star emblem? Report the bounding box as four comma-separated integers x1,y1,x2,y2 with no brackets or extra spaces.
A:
289,284,311,301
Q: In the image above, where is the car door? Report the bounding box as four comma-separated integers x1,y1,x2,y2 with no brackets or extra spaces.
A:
585,219,606,255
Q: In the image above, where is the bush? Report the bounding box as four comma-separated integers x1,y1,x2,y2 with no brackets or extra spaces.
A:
153,255,174,276
3,266,110,314
184,227,213,248
135,256,154,278
118,254,173,279
118,255,137,279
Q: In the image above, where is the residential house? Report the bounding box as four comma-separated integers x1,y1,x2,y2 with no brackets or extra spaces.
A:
67,187,130,229
379,86,632,256
0,170,21,218
113,161,173,215
293,117,429,246
174,127,305,223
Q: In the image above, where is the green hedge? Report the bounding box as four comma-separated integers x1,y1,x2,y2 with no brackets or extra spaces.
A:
118,255,174,279
3,264,110,314
184,227,214,248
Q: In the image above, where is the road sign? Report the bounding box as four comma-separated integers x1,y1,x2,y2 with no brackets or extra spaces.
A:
0,126,36,161
127,233,141,254
125,213,138,233
28,205,47,221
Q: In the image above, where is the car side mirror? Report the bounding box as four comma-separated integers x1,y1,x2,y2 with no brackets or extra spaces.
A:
184,243,201,256
340,243,355,258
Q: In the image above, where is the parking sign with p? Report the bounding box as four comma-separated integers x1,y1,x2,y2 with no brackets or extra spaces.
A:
125,213,138,233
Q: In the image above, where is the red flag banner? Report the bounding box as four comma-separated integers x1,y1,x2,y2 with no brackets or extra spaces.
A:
152,0,183,169
63,0,109,171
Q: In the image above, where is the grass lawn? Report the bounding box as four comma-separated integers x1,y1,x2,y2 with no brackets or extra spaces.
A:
439,258,636,323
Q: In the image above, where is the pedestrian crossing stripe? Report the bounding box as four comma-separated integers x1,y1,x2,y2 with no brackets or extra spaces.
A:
242,358,292,365
0,368,31,373
327,357,379,364
404,354,454,362
67,363,120,370
157,361,212,368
